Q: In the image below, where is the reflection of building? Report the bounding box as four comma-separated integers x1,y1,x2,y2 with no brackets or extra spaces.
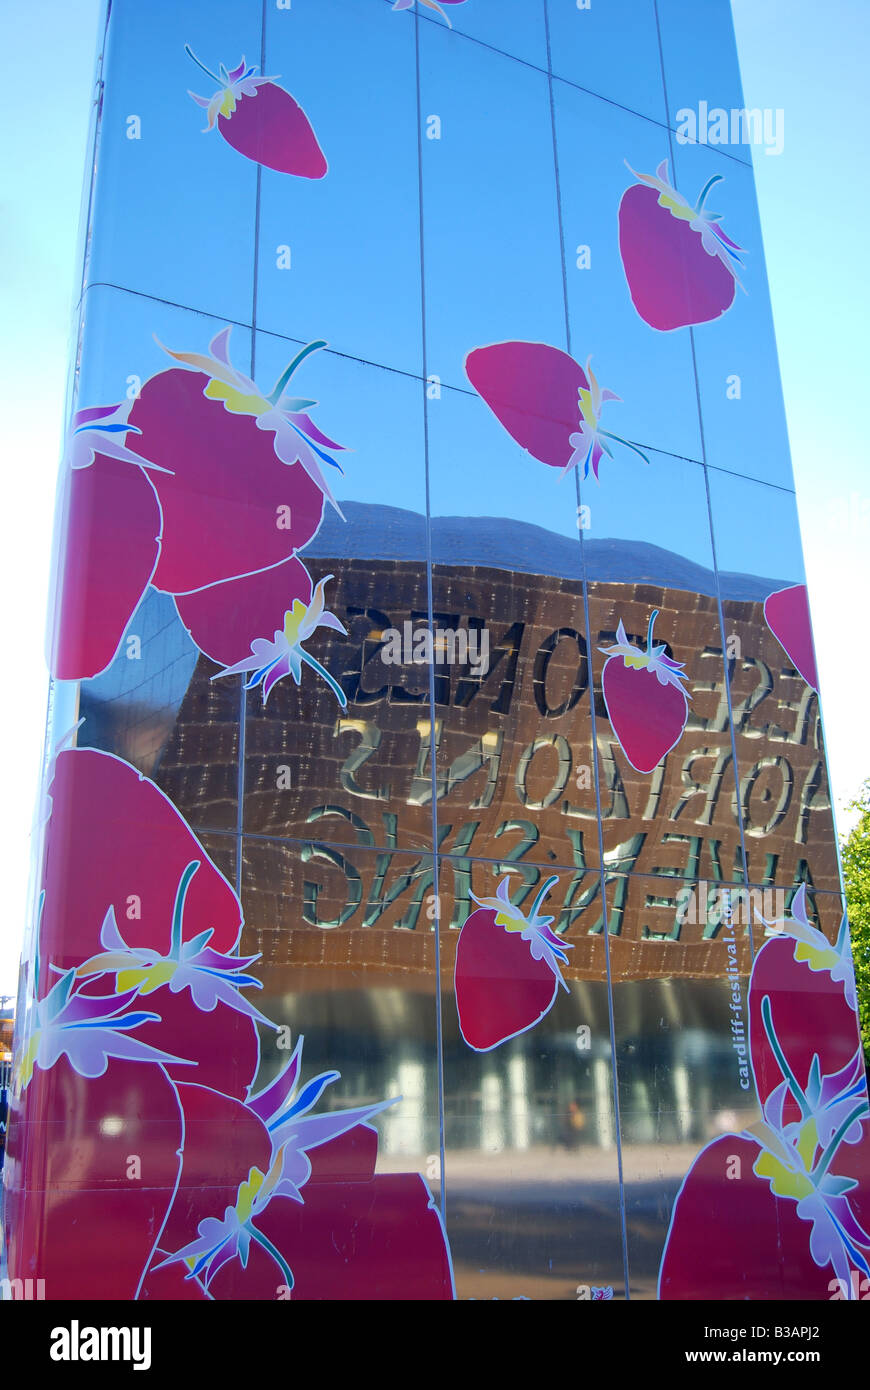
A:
81,505,839,993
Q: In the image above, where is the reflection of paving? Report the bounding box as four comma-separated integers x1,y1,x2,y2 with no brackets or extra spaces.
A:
377,1141,707,1187
375,1144,705,1300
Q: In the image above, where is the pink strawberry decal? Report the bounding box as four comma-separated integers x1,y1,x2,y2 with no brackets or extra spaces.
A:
9,744,456,1301
48,330,349,686
455,874,571,1051
465,341,648,480
763,584,819,692
392,0,469,26
128,328,345,594
618,160,744,331
175,556,348,708
599,609,690,773
185,48,326,178
50,428,163,681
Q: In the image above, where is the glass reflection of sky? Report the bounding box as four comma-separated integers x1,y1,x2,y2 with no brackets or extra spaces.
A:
549,0,666,124
260,0,422,375
673,142,794,489
708,470,805,586
657,0,750,122
88,0,261,323
429,0,547,68
419,26,565,394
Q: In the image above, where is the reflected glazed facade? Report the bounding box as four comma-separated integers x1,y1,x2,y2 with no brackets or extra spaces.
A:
5,0,869,1302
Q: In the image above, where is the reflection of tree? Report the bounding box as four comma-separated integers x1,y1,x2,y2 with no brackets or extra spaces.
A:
841,781,870,1063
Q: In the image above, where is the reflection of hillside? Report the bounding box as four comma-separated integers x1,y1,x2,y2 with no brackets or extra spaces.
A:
76,505,787,780
305,501,786,602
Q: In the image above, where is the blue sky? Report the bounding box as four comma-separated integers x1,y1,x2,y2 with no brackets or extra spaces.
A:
0,0,867,996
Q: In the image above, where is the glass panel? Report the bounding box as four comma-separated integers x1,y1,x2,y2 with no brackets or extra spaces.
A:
443,855,625,1299
708,470,805,583
583,450,746,888
86,0,261,322
553,81,705,463
671,142,794,489
436,0,548,69
242,333,432,853
657,0,750,133
428,377,601,870
548,0,667,125
708,472,838,895
12,0,859,1310
420,25,565,393
241,834,442,1181
257,0,422,374
651,880,855,1300
610,875,756,1298
67,286,256,832
199,831,238,892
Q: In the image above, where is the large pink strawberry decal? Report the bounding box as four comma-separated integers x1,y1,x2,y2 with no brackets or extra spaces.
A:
8,742,457,1300
599,610,690,773
763,583,819,692
48,403,170,681
50,447,161,680
186,48,326,178
455,874,571,1051
128,328,345,594
5,1057,187,1300
659,884,870,1301
48,329,349,684
36,746,263,1094
175,555,348,708
618,160,744,331
466,340,648,481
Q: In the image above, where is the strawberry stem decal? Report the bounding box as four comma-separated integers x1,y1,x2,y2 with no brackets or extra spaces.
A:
158,327,347,518
455,874,572,1052
619,159,745,331
465,340,649,481
64,403,169,474
211,569,348,708
745,1000,870,1294
247,1033,399,1197
155,1145,300,1292
761,884,857,1011
565,357,650,481
599,610,691,773
72,861,274,1027
17,898,188,1091
185,46,327,178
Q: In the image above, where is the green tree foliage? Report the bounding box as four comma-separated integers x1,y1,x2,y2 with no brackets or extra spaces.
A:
841,781,870,1061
